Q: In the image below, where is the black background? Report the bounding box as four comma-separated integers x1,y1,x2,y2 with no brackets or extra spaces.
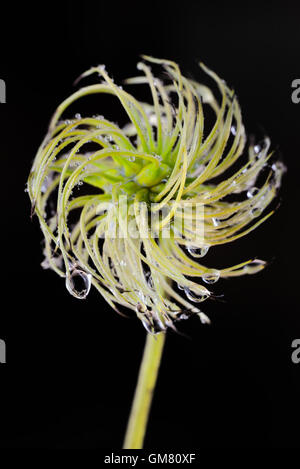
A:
0,0,299,449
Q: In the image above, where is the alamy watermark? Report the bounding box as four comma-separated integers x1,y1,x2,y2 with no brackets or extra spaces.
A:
291,339,300,364
95,196,205,241
0,79,6,103
0,338,6,363
291,79,300,104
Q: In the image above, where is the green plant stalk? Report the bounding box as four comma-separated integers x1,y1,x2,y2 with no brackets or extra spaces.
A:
123,331,166,449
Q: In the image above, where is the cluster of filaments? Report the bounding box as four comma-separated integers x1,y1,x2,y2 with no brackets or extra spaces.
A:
27,56,285,333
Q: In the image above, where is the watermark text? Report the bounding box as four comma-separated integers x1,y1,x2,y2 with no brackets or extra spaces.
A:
0,338,6,363
291,339,300,364
291,79,300,103
0,79,6,103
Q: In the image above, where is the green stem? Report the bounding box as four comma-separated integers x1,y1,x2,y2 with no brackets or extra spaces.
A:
123,331,166,449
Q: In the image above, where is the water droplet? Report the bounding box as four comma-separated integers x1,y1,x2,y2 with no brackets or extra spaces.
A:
202,269,220,284
176,311,190,320
119,260,126,267
128,156,135,162
212,218,220,227
141,318,153,334
253,137,270,158
65,269,92,299
231,125,237,136
187,245,209,258
247,187,259,198
75,113,81,119
272,161,286,174
184,287,208,302
177,283,184,290
152,312,166,333
250,206,263,218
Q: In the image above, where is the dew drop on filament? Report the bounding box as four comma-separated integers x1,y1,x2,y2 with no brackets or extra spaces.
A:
65,269,92,299
202,269,220,284
250,206,263,218
253,137,270,158
247,187,259,199
184,287,208,303
187,245,210,258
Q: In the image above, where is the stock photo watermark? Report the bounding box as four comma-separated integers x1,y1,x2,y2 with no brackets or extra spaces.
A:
291,79,300,104
0,339,6,363
95,195,205,241
291,339,300,364
0,79,6,103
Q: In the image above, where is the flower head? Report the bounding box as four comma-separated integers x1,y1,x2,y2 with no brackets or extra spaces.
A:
27,56,285,333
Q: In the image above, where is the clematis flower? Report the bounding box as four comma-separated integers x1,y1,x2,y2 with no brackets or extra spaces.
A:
27,56,285,334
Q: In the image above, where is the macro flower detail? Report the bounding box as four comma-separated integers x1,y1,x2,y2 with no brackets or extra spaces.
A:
27,56,285,334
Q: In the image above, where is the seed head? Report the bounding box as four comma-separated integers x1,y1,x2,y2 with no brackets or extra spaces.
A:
27,56,285,333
